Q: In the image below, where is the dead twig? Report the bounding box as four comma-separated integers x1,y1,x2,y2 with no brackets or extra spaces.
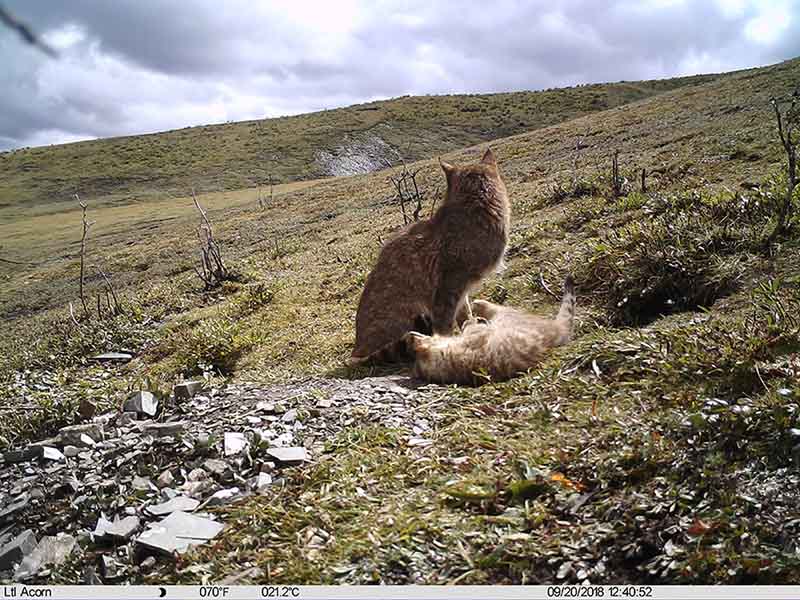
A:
767,87,799,243
76,194,95,317
192,188,229,289
611,149,622,198
0,4,58,57
98,267,123,315
539,271,559,299
390,165,428,225
69,302,79,327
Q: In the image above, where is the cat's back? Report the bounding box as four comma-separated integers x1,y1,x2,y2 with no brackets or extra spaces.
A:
494,305,569,345
352,219,439,360
361,219,438,294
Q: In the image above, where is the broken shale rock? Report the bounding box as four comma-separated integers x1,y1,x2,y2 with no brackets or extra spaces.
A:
58,423,103,446
0,529,37,571
13,533,76,581
174,381,204,401
123,391,159,417
266,446,308,465
0,375,430,584
136,511,223,555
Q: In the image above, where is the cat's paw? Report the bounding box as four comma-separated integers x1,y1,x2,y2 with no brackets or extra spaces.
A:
471,299,498,320
462,316,489,329
403,331,429,352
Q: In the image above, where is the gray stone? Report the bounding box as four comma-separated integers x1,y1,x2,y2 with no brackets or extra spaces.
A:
256,401,275,413
90,352,133,362
141,421,185,438
132,476,153,492
123,391,159,417
2,447,42,464
0,495,30,523
27,436,60,448
254,429,275,444
187,468,208,482
63,445,81,458
282,409,298,423
252,473,273,493
93,516,113,538
117,412,138,426
136,511,223,555
139,556,156,570
245,416,262,425
174,381,203,401
266,446,308,465
203,459,230,477
147,496,199,516
224,432,248,456
204,487,241,506
42,446,65,461
59,423,103,446
93,411,116,426
182,480,216,500
160,488,179,501
105,516,140,540
12,533,76,581
0,530,37,571
316,398,333,409
156,470,175,489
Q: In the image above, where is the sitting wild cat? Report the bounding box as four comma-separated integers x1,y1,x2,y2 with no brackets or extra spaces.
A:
405,276,576,385
349,148,510,366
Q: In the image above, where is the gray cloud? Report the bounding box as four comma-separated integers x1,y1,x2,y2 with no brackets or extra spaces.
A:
1,0,798,150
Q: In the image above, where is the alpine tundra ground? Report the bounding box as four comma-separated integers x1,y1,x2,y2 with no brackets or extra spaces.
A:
1,58,799,584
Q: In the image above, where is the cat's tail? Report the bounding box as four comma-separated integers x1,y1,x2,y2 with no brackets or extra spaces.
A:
556,275,576,338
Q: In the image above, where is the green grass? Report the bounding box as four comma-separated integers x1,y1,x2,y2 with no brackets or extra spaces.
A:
3,57,800,584
0,72,721,218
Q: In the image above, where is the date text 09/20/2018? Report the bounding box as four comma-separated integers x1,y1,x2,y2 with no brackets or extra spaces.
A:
547,586,654,598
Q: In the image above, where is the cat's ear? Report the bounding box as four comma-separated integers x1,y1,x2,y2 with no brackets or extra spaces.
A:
480,148,497,167
439,157,455,182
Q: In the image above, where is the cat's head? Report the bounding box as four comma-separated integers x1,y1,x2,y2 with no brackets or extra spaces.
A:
440,148,504,204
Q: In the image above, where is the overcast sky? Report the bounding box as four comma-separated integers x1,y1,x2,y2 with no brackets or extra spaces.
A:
1,0,798,151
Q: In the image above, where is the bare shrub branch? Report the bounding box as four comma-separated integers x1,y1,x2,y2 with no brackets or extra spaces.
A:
76,194,95,317
611,149,622,198
98,267,123,315
0,4,57,57
767,87,799,243
192,189,229,289
390,165,429,225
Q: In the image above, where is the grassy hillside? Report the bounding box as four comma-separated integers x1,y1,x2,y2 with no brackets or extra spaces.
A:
0,72,720,218
1,57,799,584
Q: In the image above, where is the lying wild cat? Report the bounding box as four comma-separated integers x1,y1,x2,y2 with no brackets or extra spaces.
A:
405,276,576,385
349,148,510,366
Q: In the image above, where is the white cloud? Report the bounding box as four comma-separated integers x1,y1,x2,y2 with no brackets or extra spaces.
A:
0,0,797,151
744,0,791,44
